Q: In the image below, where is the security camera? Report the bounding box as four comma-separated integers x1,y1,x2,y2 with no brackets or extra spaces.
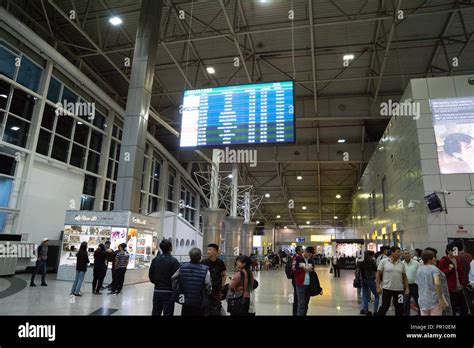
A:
436,190,451,195
408,201,416,210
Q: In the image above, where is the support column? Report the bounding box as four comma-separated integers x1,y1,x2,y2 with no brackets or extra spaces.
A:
240,191,255,255
114,0,163,212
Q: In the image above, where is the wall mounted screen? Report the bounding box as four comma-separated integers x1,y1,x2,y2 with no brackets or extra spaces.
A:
429,97,474,174
180,81,295,147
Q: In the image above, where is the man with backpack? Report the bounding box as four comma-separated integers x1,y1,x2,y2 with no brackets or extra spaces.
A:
285,246,302,315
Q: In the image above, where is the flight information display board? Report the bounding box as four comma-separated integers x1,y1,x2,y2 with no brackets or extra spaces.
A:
179,81,295,147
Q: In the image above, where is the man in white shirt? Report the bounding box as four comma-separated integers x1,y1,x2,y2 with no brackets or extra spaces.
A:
402,250,420,315
376,246,409,316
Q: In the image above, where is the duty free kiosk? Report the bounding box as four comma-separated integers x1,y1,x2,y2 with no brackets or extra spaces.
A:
57,211,159,285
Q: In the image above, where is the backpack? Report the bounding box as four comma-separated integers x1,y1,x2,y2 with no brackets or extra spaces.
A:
285,255,294,279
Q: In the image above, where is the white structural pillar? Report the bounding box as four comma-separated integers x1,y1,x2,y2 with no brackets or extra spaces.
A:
201,149,226,249
240,191,255,256
223,163,244,271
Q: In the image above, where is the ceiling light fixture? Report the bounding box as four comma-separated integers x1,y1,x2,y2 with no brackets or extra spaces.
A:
228,174,233,179
338,139,346,143
109,16,123,26
10,126,20,131
265,193,270,198
276,215,281,219
206,67,216,74
297,175,303,180
302,206,307,210
256,220,260,224
306,221,310,225
343,54,354,61
336,194,341,199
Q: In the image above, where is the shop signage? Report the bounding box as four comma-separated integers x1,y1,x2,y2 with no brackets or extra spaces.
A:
131,217,147,225
74,215,98,222
296,237,305,243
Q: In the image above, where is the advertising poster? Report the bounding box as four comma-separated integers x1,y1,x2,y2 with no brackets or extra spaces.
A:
429,97,474,174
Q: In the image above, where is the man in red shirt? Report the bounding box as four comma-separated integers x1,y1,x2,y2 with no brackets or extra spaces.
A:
438,244,468,315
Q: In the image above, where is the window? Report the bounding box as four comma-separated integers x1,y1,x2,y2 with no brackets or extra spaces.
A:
9,88,36,121
89,131,102,152
3,115,29,147
179,183,197,225
36,129,52,156
41,105,56,130
166,168,176,212
0,80,10,111
86,151,100,173
51,135,69,162
83,175,97,196
0,44,17,79
0,154,16,176
102,123,122,212
55,115,74,138
47,77,61,103
61,86,78,104
70,144,86,168
382,176,388,212
16,56,42,92
73,122,89,146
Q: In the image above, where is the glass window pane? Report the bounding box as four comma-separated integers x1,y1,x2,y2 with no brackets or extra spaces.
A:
83,175,97,196
152,180,159,196
109,141,116,159
104,181,111,200
41,105,56,130
3,115,29,147
9,89,36,121
115,144,121,161
51,135,69,162
61,86,78,104
113,162,119,181
47,77,61,103
86,151,100,173
0,80,10,111
0,154,16,176
73,122,89,145
16,57,42,92
111,183,116,201
107,160,113,179
93,112,106,129
70,144,86,168
0,45,17,79
36,129,51,155
89,131,102,152
80,194,94,210
102,201,109,211
55,115,74,138
0,111,4,125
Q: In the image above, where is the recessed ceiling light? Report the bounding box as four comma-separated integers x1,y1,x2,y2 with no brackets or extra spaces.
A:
338,139,346,143
357,216,362,220
306,221,310,225
77,121,83,125
265,193,270,198
276,215,281,219
302,206,307,210
336,194,341,199
256,220,260,224
297,175,303,180
284,226,288,229
109,16,123,26
228,174,233,179
343,54,354,60
334,216,338,219
10,126,20,131
206,67,216,74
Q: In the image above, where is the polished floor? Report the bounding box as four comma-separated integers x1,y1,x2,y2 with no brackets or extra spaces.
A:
0,266,394,316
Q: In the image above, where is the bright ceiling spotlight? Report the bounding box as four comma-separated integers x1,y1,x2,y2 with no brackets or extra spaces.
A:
284,226,288,229
276,215,281,219
302,206,307,210
109,16,123,26
256,220,260,224
10,126,20,131
338,139,346,143
336,194,341,199
334,216,338,219
297,175,303,180
306,221,310,225
206,67,216,74
343,54,354,61
265,193,270,198
227,174,233,179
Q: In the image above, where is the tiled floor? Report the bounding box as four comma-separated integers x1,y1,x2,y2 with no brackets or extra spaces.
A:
1,266,381,316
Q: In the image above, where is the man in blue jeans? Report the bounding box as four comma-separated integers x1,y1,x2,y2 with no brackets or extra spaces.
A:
30,238,49,287
292,246,315,316
149,239,180,316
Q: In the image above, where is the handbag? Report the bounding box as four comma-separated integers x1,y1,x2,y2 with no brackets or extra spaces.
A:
226,271,247,314
309,270,323,296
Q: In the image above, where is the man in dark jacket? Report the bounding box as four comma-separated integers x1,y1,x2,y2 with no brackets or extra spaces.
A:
149,239,180,316
292,246,316,316
177,248,212,316
30,238,49,287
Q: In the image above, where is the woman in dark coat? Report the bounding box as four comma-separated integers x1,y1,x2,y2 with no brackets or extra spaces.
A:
92,244,108,294
71,242,90,296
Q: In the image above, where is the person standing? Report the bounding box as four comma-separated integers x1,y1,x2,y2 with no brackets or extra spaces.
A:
438,244,468,315
359,250,379,316
104,240,114,289
228,255,255,316
30,238,49,287
293,246,316,316
332,252,341,278
110,243,129,295
92,244,108,294
149,239,180,316
376,246,389,267
403,250,420,315
416,250,451,316
177,248,212,316
202,243,227,316
287,246,302,315
71,242,90,296
454,241,473,315
376,246,409,316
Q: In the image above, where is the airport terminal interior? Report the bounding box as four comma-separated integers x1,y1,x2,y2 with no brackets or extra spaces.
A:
0,0,474,317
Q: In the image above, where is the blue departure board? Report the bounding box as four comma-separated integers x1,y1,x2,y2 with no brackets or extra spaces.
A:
179,81,295,147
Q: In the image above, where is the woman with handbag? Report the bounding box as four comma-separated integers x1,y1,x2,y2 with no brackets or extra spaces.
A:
228,255,254,316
